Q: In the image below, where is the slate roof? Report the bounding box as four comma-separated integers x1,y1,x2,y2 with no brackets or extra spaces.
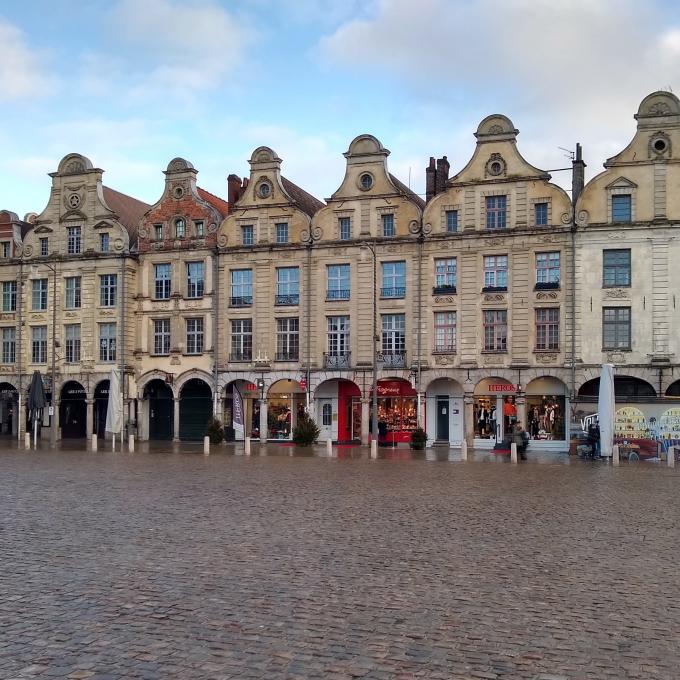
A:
281,176,325,217
102,186,151,243
197,187,230,218
389,173,425,210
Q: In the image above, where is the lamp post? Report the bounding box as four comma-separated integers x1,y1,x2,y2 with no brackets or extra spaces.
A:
302,224,322,414
360,241,378,447
31,261,57,448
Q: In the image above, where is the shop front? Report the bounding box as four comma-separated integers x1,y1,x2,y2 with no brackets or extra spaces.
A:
372,379,417,445
315,379,361,443
223,380,260,440
473,378,516,447
0,382,18,436
267,379,305,440
178,378,212,441
60,381,87,439
524,377,568,451
425,378,463,446
93,380,109,439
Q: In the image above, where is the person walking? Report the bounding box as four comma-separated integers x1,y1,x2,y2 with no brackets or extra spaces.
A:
513,424,527,460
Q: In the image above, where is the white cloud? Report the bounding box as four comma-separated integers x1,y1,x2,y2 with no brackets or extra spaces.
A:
0,18,54,99
110,0,255,96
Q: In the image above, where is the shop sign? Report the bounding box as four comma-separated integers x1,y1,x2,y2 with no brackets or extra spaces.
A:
488,383,515,393
63,386,86,398
377,385,401,396
0,389,18,399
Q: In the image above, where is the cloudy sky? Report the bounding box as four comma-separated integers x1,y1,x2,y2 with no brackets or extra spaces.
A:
2,0,680,216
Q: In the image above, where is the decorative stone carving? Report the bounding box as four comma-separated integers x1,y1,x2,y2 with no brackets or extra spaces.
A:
100,311,115,317
485,153,506,177
488,124,504,134
208,222,218,234
484,294,506,302
114,238,124,252
649,131,671,158
606,352,626,364
64,312,79,318
538,234,559,243
23,245,33,257
434,354,456,366
434,296,456,304
0,314,15,321
604,288,629,299
575,210,589,226
487,238,503,246
170,355,181,365
608,232,626,239
535,352,558,364
64,160,85,174
560,211,572,224
536,292,558,300
138,228,148,239
483,354,504,365
648,102,671,115
217,234,228,247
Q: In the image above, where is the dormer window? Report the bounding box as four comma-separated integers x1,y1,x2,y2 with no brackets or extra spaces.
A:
40,238,48,257
1,242,10,258
100,233,110,253
175,218,185,239
194,220,205,237
611,195,631,223
154,224,163,241
67,226,82,255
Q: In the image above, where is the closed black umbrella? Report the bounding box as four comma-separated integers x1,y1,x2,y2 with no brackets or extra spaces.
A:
27,371,46,448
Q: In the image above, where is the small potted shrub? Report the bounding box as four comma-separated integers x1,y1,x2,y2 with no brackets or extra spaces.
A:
205,417,225,445
410,427,427,450
293,413,320,446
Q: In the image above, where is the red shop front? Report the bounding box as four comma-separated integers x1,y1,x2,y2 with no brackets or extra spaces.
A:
372,379,417,444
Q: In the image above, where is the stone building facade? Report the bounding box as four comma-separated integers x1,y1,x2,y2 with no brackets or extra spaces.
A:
1,91,679,452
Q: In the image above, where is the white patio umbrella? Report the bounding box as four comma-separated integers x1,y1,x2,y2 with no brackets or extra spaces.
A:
598,363,615,458
105,368,123,451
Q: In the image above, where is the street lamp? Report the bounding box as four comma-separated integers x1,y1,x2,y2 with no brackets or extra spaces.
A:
31,261,57,448
301,224,322,413
360,241,378,451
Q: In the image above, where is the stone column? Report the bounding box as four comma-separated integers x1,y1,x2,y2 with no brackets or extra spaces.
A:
360,398,370,445
464,393,474,448
515,394,526,432
86,399,94,439
173,398,180,442
259,399,268,443
418,392,426,432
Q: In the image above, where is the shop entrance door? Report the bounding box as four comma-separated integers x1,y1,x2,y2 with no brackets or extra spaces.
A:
436,397,449,440
319,399,333,441
146,379,173,440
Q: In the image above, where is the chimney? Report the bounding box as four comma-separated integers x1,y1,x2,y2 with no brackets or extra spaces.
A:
227,174,243,205
425,157,436,202
435,155,450,196
571,143,586,207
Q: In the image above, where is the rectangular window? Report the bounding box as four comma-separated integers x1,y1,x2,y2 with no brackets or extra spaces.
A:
230,269,253,306
99,323,117,362
434,311,456,352
2,328,16,364
100,274,117,307
2,281,17,312
276,267,299,305
40,238,48,256
534,202,548,226
536,252,560,285
612,194,632,222
339,216,351,241
175,219,185,239
32,279,48,311
382,213,395,237
242,224,254,246
100,233,110,253
194,220,205,237
327,316,350,355
65,276,82,309
154,263,172,300
276,317,299,361
381,261,406,298
603,249,631,287
154,224,164,241
153,319,171,356
275,222,288,244
483,255,508,289
2,242,10,258
67,226,82,255
230,319,252,361
31,326,47,364
486,195,507,230
186,262,204,298
326,264,350,300
603,307,631,350
186,318,204,355
381,314,406,355
446,210,458,233
535,308,559,350
64,324,81,363
483,310,507,352
434,258,457,290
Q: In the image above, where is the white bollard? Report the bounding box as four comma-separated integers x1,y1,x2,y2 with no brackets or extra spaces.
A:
370,439,378,459
203,436,210,456
669,447,675,468
326,438,333,457
460,440,468,462
613,444,620,466
244,436,251,456
510,442,518,464
24,432,31,449
91,433,98,452
128,434,135,453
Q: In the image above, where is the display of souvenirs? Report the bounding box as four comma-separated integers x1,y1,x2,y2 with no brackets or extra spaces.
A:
377,397,417,435
526,396,565,440
615,406,650,439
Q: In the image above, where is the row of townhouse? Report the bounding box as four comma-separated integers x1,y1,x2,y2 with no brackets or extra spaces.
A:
1,91,679,451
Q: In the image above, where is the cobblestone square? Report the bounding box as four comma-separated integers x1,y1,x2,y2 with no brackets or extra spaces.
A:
1,446,679,679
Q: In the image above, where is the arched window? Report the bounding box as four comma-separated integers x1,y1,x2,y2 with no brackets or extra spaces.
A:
175,218,185,239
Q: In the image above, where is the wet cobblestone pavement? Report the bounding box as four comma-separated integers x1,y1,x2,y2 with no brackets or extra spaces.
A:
1,443,679,679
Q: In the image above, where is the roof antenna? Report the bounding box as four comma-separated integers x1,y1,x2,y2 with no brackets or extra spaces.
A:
559,146,575,161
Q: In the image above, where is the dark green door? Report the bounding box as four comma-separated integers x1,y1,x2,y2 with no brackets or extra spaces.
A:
146,380,173,441
179,379,212,441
